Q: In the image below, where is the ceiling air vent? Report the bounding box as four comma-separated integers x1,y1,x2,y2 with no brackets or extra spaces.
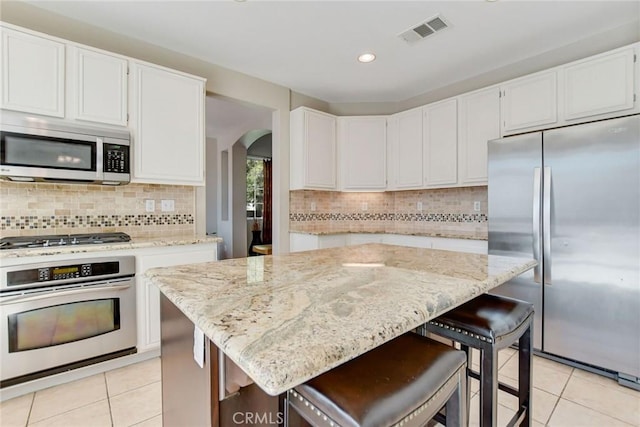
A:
398,14,450,44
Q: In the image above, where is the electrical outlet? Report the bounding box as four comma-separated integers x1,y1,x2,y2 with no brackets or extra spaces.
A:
310,202,317,211
361,202,368,211
417,201,423,211
473,201,481,212
145,199,155,212
161,199,175,212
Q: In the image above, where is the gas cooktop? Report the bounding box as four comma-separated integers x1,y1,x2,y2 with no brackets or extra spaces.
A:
0,232,131,250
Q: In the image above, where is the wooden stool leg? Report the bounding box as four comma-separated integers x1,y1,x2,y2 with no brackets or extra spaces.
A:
460,344,472,416
519,324,533,427
480,345,498,427
446,366,468,427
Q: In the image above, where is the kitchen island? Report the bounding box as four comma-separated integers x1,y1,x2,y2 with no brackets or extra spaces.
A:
145,244,535,426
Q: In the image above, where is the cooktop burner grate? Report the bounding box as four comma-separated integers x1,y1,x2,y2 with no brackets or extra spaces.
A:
0,232,131,250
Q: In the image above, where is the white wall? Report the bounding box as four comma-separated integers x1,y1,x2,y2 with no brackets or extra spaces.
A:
205,137,218,235
206,96,272,259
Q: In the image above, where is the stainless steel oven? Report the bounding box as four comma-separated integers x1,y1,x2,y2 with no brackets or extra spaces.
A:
0,256,136,387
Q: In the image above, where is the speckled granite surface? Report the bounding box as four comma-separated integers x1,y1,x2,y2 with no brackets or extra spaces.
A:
146,243,535,396
0,234,222,259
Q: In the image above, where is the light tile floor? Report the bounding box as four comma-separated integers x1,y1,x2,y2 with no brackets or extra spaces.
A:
1,351,639,426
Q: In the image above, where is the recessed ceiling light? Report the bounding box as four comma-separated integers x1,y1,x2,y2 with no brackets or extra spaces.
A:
357,53,376,63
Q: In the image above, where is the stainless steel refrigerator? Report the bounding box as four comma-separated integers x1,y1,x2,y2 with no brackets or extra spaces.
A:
488,114,640,388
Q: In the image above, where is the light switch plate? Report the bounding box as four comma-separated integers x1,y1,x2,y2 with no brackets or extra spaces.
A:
145,199,155,212
473,201,481,212
161,199,175,212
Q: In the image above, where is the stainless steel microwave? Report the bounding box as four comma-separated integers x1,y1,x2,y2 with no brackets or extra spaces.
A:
0,112,130,185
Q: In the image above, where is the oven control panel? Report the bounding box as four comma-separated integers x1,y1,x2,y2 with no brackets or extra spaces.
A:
2,257,135,289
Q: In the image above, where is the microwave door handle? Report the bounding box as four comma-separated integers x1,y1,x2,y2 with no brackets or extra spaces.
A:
0,283,132,305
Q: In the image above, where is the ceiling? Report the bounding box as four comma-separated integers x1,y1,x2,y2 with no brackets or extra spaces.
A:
23,1,640,104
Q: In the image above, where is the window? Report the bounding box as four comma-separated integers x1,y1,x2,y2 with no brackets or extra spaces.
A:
246,159,264,218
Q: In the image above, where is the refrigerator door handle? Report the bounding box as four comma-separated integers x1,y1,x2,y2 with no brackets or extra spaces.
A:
543,166,552,285
532,167,542,283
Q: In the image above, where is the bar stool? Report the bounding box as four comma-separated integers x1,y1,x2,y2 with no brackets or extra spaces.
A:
425,294,534,427
287,333,467,427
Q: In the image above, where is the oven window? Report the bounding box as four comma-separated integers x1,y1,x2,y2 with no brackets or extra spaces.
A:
7,298,120,352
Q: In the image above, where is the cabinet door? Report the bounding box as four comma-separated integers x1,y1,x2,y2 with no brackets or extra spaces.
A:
339,117,387,190
73,47,128,126
501,71,557,134
563,48,635,121
290,107,336,190
306,109,337,189
137,246,217,352
389,109,423,189
1,27,64,117
458,87,500,185
131,63,205,185
423,99,457,187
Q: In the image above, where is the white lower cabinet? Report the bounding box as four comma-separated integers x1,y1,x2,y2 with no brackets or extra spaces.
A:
289,232,487,254
430,237,487,254
135,243,217,352
290,233,347,252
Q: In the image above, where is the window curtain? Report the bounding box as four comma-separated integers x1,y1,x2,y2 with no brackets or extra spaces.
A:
262,159,272,244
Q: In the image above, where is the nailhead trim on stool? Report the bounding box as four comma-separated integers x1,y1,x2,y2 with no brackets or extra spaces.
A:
425,294,534,427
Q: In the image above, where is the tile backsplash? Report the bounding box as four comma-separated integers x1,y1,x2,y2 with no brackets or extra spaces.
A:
290,187,488,239
0,182,195,238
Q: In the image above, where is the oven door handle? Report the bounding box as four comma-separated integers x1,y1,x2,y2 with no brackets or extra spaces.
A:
0,283,132,305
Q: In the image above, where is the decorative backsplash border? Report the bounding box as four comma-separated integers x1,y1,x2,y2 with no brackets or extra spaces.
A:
1,214,194,231
290,212,487,223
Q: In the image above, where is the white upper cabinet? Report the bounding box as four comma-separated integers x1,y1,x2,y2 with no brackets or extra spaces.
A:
562,47,636,121
387,108,423,190
501,70,557,134
290,107,337,190
1,26,65,117
69,47,128,126
458,87,501,185
423,99,458,187
130,62,205,185
338,116,387,191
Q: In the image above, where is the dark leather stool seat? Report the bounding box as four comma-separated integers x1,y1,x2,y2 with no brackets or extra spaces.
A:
287,333,467,427
425,293,534,427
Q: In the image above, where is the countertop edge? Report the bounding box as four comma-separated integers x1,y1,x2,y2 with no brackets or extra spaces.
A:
289,230,488,241
0,235,222,258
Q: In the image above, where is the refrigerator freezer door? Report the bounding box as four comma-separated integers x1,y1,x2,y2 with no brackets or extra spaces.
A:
488,133,543,349
543,115,640,378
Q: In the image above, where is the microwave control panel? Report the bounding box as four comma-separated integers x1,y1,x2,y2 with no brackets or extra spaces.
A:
104,144,129,174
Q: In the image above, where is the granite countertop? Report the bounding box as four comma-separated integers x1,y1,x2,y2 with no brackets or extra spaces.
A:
0,234,222,259
289,230,488,241
145,243,535,396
